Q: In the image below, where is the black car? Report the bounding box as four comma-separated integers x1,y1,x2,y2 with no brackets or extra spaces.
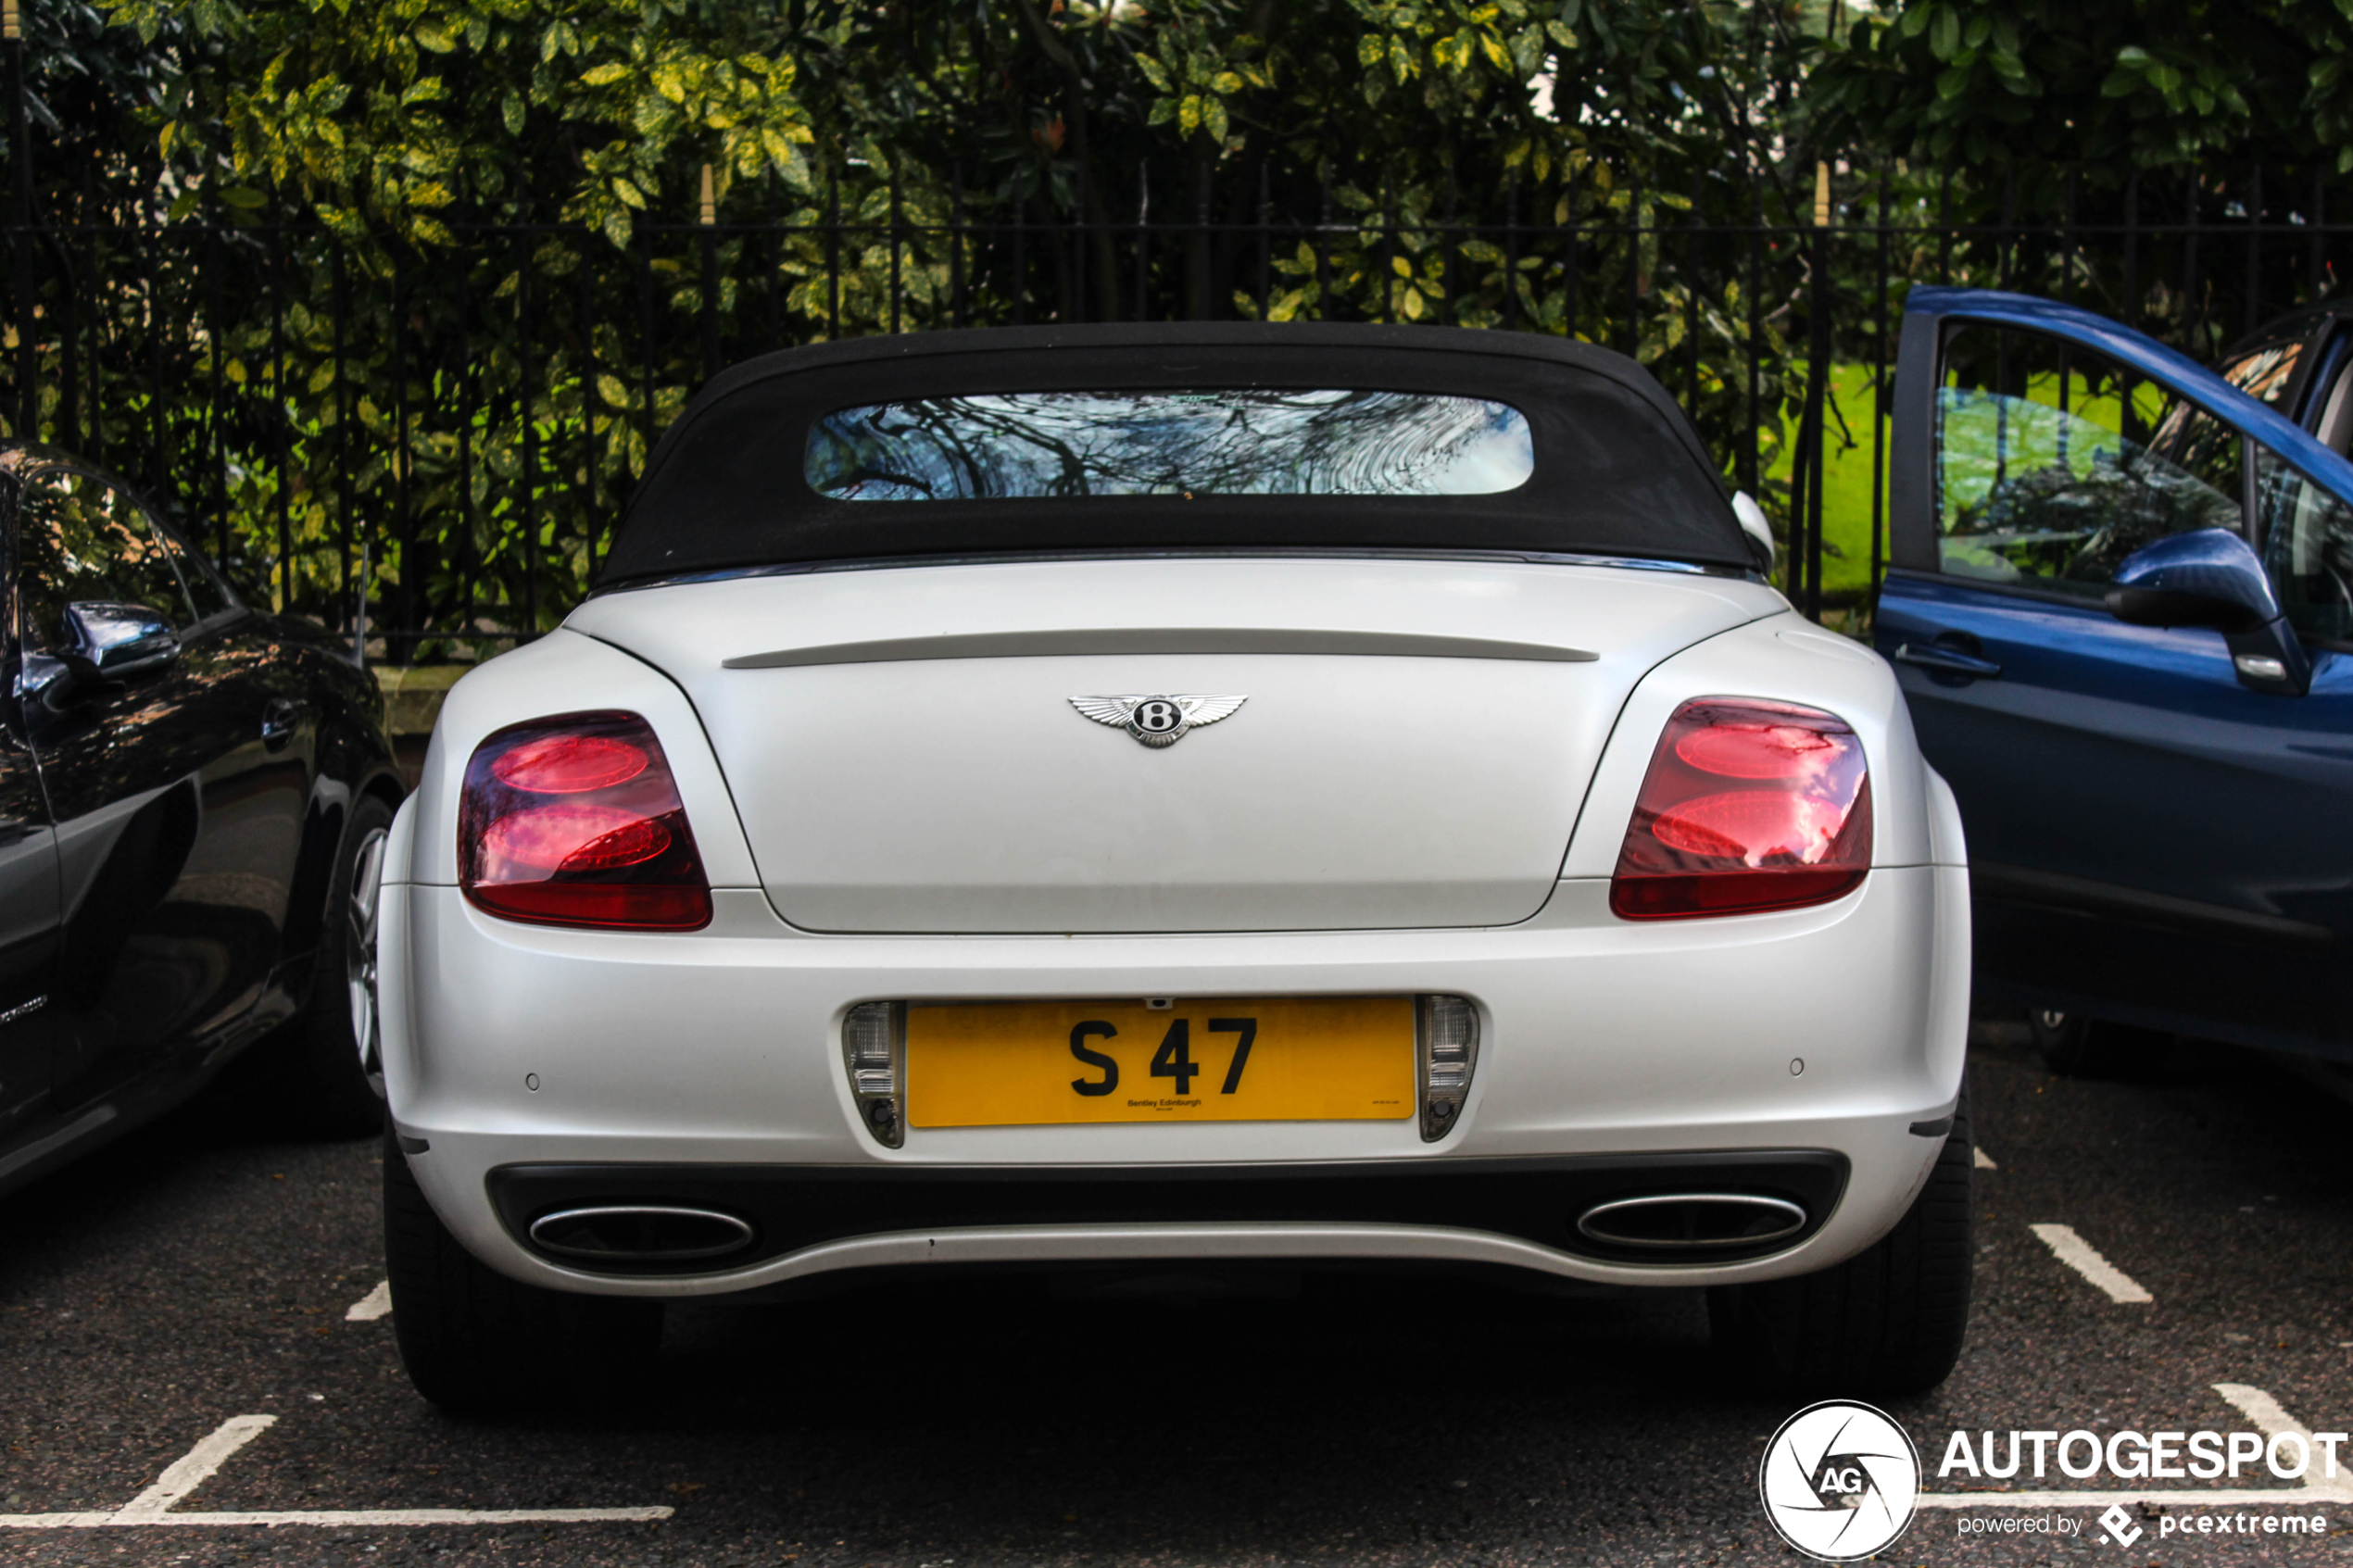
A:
0,443,404,1192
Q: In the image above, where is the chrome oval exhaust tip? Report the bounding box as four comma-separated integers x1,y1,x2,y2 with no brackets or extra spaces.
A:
528,1205,756,1263
1576,1193,1807,1251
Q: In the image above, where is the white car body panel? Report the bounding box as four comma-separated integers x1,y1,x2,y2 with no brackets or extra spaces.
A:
381,560,1969,1298
560,558,1787,933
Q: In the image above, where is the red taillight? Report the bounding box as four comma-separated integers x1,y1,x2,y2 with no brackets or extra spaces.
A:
1610,697,1870,921
491,734,650,794
459,711,711,931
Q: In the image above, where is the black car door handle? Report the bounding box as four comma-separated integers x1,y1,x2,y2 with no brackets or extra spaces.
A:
260,696,302,750
1893,642,2004,679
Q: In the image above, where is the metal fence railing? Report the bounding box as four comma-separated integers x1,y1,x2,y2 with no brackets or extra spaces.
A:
11,153,2353,660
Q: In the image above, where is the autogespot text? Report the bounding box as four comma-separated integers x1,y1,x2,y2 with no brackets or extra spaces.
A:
1939,1427,2349,1482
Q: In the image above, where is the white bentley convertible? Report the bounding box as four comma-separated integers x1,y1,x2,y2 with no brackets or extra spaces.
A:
375,324,1971,1411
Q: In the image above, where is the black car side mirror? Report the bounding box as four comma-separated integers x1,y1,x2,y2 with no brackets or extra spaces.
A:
2106,529,2309,696
38,602,182,700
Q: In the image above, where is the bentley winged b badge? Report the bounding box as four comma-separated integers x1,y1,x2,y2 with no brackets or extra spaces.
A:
1070,694,1248,747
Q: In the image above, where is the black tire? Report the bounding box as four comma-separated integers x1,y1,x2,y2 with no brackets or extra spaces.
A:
2028,1007,2158,1078
384,1123,663,1416
251,794,397,1138
1713,1081,1973,1399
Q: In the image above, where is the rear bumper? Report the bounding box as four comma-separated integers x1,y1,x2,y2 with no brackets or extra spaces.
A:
380,863,1970,1296
488,1149,1851,1274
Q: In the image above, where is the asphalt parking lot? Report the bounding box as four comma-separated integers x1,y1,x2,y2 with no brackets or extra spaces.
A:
6,1019,2353,1566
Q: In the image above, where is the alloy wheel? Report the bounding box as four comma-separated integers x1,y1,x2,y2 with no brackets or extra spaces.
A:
347,826,390,1096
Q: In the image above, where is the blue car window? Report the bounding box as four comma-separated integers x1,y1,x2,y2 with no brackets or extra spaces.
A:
2258,444,2353,641
1935,325,2242,596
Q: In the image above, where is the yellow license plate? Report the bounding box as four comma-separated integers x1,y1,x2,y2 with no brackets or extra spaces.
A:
905,997,1416,1129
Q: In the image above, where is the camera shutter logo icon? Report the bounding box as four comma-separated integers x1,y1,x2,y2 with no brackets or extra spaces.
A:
1757,1400,1921,1562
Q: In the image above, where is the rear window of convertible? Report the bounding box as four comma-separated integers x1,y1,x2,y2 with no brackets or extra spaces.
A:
805,391,1535,500
598,333,1747,582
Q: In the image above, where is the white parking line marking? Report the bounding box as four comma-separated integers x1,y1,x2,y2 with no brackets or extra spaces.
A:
113,1415,276,1520
1919,1385,2353,1508
344,1281,391,1322
2030,1223,2153,1303
0,1507,677,1528
1974,1148,1997,1170
0,1413,673,1529
2214,1383,2317,1447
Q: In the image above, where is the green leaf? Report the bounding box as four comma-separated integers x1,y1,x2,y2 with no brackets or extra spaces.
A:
1930,5,1958,59
1179,94,1202,135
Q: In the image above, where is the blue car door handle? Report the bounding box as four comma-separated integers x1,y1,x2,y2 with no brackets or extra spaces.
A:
1893,642,2004,679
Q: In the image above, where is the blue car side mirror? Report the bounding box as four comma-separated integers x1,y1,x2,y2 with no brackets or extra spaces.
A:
2108,529,2309,696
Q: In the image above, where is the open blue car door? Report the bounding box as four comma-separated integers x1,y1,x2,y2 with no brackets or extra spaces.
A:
1878,287,2353,1059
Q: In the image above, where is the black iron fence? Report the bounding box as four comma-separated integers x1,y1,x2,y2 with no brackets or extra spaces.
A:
12,151,2353,659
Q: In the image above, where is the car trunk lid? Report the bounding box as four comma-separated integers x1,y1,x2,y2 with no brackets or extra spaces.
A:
567,557,1780,933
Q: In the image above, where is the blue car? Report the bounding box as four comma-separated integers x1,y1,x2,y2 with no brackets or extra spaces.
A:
1875,287,2353,1074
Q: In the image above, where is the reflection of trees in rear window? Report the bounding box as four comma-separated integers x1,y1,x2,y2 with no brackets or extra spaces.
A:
805,390,1534,500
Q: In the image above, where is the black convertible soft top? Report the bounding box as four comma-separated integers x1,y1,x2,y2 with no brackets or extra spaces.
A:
598,322,1746,585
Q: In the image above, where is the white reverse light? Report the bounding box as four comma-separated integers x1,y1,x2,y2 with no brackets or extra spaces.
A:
1419,994,1478,1141
843,1001,905,1148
